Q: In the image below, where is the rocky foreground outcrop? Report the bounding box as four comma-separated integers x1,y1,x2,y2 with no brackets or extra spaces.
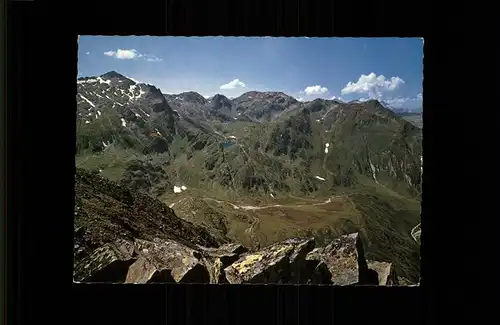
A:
305,233,377,285
73,168,414,285
75,232,394,285
224,238,316,284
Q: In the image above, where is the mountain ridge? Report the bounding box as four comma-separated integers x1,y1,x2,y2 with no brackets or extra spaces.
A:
76,71,421,196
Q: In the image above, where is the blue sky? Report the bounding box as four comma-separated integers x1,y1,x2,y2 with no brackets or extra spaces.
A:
78,36,423,110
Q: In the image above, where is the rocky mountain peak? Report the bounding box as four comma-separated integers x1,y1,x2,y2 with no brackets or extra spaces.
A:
98,71,135,87
210,94,232,111
230,91,300,122
178,91,207,104
236,91,296,102
143,84,166,99
76,71,179,155
212,93,230,101
101,70,127,79
361,99,399,118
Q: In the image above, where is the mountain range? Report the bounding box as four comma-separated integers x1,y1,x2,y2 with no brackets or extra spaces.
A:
74,71,422,284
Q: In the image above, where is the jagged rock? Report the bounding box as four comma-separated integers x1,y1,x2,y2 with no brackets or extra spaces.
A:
305,233,372,285
367,261,395,285
224,238,315,284
125,255,160,283
74,239,137,282
125,238,209,284
197,244,249,283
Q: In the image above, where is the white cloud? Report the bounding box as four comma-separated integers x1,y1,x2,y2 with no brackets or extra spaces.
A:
116,49,140,59
103,49,162,62
383,94,422,110
86,52,90,55
294,86,329,102
220,79,246,90
303,85,328,95
341,72,405,98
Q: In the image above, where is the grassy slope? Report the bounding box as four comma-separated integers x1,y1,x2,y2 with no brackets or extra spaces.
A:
75,147,140,182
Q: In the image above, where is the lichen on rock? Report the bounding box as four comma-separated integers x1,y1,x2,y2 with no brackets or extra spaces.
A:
126,238,210,283
196,243,249,283
305,232,371,285
224,237,315,284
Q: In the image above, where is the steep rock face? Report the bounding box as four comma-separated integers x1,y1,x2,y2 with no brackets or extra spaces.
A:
210,94,234,117
226,99,421,199
165,92,234,123
323,100,422,195
261,100,422,196
73,167,222,279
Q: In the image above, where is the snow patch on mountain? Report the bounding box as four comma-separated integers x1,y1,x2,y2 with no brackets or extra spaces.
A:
79,94,95,107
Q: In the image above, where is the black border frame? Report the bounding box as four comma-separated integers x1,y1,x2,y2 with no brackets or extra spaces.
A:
5,0,470,323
